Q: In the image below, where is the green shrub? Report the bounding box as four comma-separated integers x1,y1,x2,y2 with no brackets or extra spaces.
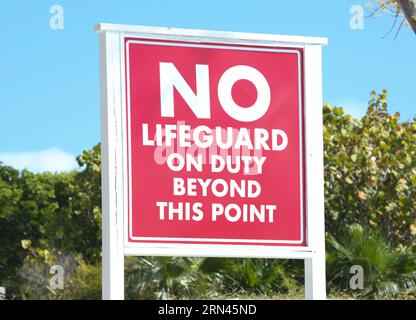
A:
17,247,100,300
324,91,416,249
327,224,416,298
1,91,415,300
125,256,210,300
200,258,301,297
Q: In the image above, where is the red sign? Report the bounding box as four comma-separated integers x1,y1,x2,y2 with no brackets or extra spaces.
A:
125,38,305,246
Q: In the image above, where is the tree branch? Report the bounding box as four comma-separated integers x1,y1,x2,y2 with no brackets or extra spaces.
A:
395,17,407,38
397,0,416,33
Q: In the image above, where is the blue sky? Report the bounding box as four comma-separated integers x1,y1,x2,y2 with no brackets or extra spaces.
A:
0,0,415,172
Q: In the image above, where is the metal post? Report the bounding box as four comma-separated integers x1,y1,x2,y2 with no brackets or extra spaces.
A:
100,30,125,300
303,44,326,300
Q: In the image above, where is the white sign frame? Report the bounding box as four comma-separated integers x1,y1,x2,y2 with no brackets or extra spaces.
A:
96,23,327,300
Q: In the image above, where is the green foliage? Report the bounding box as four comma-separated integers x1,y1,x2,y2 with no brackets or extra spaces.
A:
59,258,101,300
324,90,416,248
327,224,416,298
17,246,101,300
0,146,102,299
0,90,415,299
125,256,208,299
124,256,301,299
0,164,26,296
200,258,300,297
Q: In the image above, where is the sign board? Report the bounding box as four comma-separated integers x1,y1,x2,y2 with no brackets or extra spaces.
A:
96,23,327,300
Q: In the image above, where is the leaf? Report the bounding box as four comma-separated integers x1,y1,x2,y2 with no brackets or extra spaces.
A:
410,222,416,236
357,191,367,201
21,239,32,249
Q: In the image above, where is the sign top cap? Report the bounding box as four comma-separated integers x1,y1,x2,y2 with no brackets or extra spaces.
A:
95,23,328,46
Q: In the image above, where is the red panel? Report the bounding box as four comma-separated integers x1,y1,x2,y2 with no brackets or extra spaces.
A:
125,38,306,246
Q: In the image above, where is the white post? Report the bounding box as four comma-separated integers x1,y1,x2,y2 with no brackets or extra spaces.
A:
0,287,5,300
100,31,125,300
303,44,326,300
